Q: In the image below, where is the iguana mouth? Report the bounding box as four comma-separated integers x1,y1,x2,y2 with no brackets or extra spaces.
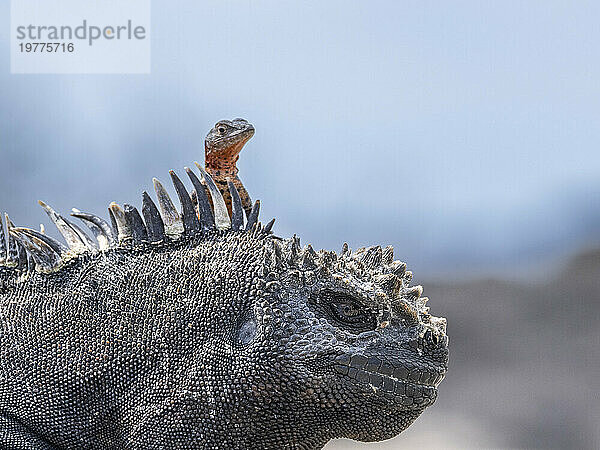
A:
333,353,445,408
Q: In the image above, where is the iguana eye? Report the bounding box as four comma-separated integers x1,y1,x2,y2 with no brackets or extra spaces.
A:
330,301,363,323
317,290,377,332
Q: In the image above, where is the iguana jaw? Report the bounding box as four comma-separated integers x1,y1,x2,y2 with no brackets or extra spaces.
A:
332,350,445,410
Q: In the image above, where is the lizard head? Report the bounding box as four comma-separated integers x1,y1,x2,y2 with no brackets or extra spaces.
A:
204,118,255,169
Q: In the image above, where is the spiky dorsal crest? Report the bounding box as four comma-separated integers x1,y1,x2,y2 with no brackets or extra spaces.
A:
0,164,273,274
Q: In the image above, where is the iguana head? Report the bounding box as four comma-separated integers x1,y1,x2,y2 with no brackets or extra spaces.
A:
232,235,449,446
0,162,448,448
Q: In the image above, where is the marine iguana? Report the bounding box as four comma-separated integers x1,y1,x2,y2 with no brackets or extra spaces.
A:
0,150,448,448
204,118,255,218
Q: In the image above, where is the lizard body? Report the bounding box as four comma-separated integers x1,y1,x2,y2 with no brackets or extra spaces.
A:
205,118,254,218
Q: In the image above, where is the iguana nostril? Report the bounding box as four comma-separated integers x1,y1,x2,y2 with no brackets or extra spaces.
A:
424,329,439,346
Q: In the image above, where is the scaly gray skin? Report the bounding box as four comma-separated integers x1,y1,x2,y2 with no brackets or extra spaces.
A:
0,162,448,449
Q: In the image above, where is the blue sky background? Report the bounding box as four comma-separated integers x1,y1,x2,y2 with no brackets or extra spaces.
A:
0,1,599,277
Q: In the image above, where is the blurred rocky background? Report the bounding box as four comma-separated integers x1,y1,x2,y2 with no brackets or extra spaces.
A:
1,1,598,448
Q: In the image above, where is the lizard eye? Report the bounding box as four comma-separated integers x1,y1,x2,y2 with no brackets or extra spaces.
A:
218,126,226,134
